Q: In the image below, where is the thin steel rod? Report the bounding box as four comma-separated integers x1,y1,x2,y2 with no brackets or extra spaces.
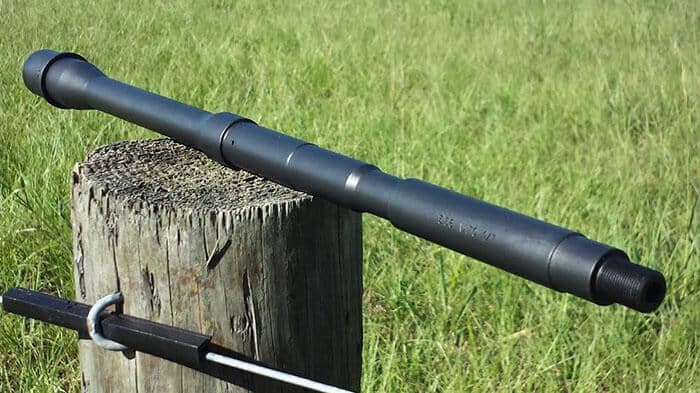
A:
205,352,354,393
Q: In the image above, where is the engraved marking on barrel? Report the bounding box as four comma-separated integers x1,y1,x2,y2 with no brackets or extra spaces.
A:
437,213,455,229
436,212,496,242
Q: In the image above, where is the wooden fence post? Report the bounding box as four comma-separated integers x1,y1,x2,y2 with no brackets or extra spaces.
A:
71,139,363,392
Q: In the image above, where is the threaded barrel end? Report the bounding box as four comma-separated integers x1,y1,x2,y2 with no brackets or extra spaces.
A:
594,256,666,313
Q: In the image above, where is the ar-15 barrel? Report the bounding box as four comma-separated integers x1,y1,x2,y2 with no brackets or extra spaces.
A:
22,49,666,313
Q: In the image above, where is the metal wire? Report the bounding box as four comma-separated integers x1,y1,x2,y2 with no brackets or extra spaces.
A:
86,292,130,352
205,352,354,393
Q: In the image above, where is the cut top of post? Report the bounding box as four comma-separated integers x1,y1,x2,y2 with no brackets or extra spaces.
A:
76,138,309,212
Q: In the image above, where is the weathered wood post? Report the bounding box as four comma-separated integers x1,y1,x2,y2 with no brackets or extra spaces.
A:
71,139,363,392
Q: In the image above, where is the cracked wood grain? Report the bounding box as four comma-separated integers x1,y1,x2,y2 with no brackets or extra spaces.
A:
71,139,363,393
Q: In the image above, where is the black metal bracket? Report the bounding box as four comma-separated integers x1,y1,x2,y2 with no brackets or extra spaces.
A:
2,287,210,369
1,287,290,391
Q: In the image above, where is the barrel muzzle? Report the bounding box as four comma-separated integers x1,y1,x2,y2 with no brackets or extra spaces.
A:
594,255,666,313
546,234,666,312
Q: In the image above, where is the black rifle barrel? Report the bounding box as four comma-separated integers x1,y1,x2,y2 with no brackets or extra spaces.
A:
23,49,666,313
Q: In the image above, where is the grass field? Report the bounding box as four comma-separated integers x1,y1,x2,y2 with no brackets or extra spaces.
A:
1,0,698,391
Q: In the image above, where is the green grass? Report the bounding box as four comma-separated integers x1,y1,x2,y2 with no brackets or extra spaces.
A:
1,0,698,391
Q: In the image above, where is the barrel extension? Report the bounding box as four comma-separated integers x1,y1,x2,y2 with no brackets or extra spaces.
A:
22,49,666,313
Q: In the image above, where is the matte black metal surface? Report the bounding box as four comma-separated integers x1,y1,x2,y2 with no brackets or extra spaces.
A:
2,287,91,333
2,287,211,368
21,49,667,313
